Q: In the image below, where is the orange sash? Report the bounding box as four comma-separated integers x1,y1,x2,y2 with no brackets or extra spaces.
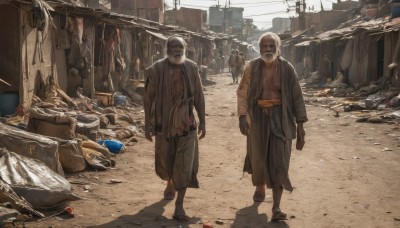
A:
257,99,281,108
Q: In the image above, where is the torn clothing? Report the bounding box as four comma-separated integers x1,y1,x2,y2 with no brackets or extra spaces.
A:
237,56,308,140
243,105,293,191
144,58,205,189
237,56,308,191
155,129,199,189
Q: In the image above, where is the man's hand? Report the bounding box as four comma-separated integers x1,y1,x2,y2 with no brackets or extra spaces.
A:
296,123,305,150
239,115,249,136
145,124,154,142
198,123,206,140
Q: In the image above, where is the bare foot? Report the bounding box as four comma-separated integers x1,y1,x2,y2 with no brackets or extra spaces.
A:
253,185,265,202
164,180,176,200
271,209,287,221
173,204,190,221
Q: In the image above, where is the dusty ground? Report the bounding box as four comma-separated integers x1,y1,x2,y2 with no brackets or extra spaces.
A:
28,70,400,228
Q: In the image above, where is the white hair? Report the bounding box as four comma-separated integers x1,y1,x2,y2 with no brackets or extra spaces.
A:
258,32,281,49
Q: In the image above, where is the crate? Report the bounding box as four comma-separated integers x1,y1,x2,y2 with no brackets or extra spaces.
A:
94,92,113,106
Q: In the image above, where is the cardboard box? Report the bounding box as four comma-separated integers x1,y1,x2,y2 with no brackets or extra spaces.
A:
94,92,113,106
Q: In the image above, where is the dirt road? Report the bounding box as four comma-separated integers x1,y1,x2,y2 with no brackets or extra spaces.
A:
33,71,400,228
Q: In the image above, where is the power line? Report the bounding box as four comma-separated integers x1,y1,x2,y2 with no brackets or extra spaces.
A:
231,3,286,8
230,0,284,5
178,3,211,9
245,10,287,17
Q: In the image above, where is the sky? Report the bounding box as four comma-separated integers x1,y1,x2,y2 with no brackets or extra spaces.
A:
165,0,355,30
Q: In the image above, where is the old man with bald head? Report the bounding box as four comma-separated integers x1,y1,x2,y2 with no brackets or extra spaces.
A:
144,36,206,221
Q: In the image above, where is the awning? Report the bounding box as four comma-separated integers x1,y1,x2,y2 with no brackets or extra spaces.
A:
146,30,168,40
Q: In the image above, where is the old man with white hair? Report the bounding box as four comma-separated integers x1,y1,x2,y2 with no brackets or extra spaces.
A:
237,32,308,221
144,36,206,221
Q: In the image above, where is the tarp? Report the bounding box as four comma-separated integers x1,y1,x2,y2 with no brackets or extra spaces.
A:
0,148,80,210
0,123,64,175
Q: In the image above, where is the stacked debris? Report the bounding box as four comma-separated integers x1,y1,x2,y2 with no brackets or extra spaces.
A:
0,78,145,224
304,84,400,124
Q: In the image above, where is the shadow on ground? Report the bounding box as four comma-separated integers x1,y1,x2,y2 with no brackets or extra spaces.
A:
87,199,201,228
231,202,289,228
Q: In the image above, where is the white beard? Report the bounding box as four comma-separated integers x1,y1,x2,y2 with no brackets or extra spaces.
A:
261,52,278,63
168,54,186,65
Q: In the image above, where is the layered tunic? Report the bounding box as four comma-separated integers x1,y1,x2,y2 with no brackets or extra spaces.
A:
144,58,205,189
237,57,308,191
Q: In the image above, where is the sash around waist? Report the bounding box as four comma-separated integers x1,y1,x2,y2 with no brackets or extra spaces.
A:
257,98,281,108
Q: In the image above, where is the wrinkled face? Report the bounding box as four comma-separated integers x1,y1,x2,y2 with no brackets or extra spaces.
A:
259,36,278,63
167,37,186,65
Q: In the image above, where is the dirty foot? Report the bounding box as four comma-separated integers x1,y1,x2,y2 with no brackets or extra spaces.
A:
164,180,176,200
173,204,190,221
253,185,265,202
271,209,287,221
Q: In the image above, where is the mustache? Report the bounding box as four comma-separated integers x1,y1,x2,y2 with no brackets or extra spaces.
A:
261,51,278,63
263,52,275,56
168,53,186,64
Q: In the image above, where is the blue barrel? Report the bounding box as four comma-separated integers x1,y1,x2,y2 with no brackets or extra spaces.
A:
392,3,400,18
0,92,19,116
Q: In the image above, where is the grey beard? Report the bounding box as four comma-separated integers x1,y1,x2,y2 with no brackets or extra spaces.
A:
168,54,186,65
261,52,278,63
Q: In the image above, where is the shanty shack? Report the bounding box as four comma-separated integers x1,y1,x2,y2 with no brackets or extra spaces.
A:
283,17,400,89
0,0,98,116
0,0,58,116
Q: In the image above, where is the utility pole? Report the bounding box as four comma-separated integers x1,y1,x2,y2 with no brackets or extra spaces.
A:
173,0,179,10
296,0,306,30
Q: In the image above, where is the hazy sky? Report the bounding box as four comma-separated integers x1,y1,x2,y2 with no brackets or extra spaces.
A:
165,0,357,30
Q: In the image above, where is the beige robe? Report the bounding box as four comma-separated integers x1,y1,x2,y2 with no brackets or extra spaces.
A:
237,57,308,191
144,58,205,189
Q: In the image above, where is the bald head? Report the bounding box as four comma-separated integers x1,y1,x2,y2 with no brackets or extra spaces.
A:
166,36,187,65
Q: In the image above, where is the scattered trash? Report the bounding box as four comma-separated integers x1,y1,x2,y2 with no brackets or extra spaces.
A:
98,140,124,154
114,94,127,106
368,116,383,123
383,148,393,151
82,147,113,170
215,220,224,225
109,179,123,184
83,185,91,191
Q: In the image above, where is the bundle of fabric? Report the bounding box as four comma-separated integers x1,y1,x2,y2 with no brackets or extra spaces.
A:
0,148,80,211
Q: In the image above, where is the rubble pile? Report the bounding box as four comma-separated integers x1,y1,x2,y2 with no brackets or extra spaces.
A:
0,81,145,223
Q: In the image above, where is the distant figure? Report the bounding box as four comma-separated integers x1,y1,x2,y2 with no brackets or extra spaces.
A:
236,52,245,81
228,50,238,83
215,56,221,74
220,54,225,72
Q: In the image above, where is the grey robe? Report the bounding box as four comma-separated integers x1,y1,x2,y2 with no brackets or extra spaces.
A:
144,58,205,189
